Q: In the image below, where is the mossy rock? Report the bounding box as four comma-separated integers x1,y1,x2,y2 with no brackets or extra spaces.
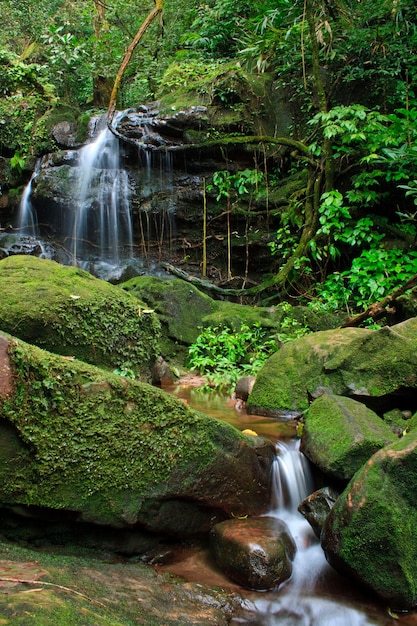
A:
121,276,218,349
121,276,336,368
0,255,161,380
202,301,336,334
157,61,283,136
0,540,241,625
248,322,417,416
300,394,396,483
247,327,369,415
0,332,274,531
322,432,417,609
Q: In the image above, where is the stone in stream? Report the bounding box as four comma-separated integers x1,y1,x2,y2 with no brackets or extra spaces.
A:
298,486,340,539
209,516,296,590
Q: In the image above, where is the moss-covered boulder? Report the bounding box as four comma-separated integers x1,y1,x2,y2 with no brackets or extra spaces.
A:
0,255,161,380
121,275,336,366
300,394,397,482
247,327,368,415
247,322,417,416
121,276,218,360
321,433,417,609
0,333,274,532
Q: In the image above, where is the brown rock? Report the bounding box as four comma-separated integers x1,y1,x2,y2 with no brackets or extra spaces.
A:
210,516,296,590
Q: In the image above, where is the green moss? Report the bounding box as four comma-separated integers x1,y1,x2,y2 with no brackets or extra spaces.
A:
122,276,217,344
248,323,417,415
302,394,396,481
0,539,238,625
157,61,277,135
0,334,249,524
324,434,417,608
0,256,161,379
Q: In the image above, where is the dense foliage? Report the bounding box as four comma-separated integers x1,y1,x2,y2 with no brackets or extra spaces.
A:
0,0,416,313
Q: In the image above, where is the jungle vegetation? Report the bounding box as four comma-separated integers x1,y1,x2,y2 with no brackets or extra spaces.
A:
0,0,417,313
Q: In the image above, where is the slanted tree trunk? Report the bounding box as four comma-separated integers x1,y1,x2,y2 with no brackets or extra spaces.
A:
107,0,163,123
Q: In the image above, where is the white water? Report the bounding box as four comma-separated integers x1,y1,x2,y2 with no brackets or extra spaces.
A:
72,117,133,265
17,159,41,236
245,441,383,626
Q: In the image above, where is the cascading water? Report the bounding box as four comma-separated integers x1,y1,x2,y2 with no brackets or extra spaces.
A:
17,159,42,236
71,115,133,266
242,440,384,626
136,144,176,260
14,109,178,278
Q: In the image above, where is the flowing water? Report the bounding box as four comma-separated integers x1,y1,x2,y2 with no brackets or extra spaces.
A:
242,440,387,626
71,116,133,266
17,159,42,236
14,112,178,277
164,387,400,626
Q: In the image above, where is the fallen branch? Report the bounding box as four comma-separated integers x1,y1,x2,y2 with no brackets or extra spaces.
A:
0,576,106,607
161,262,252,296
340,273,417,328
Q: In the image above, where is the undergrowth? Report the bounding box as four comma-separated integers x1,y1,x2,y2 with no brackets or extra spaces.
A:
187,312,310,392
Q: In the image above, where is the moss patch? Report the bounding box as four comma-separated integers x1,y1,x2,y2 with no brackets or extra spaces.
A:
0,540,239,625
0,256,161,380
322,434,417,608
301,394,396,482
248,322,417,415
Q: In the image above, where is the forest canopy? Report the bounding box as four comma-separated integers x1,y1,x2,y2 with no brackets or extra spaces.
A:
0,0,416,312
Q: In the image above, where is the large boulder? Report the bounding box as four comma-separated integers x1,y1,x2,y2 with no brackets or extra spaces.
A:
0,255,161,380
210,516,296,590
321,433,417,609
247,322,417,416
300,394,397,482
0,333,275,533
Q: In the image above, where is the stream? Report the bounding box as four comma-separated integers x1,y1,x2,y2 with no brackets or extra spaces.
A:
164,383,415,626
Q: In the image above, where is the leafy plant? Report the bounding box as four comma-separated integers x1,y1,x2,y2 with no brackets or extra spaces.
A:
187,315,309,392
10,150,25,173
309,248,417,313
113,367,136,379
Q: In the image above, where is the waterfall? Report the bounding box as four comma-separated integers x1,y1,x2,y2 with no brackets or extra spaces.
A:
17,160,42,236
72,117,133,265
247,441,381,626
271,440,314,513
13,108,181,277
137,146,176,260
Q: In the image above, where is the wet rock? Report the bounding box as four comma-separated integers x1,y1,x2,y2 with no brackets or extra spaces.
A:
210,516,296,590
0,539,242,625
152,355,175,387
300,394,396,482
298,486,340,538
115,105,209,145
51,121,81,148
321,432,417,610
235,376,256,401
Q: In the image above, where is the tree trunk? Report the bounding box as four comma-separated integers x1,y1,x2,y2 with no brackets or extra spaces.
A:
305,0,334,191
107,0,163,123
